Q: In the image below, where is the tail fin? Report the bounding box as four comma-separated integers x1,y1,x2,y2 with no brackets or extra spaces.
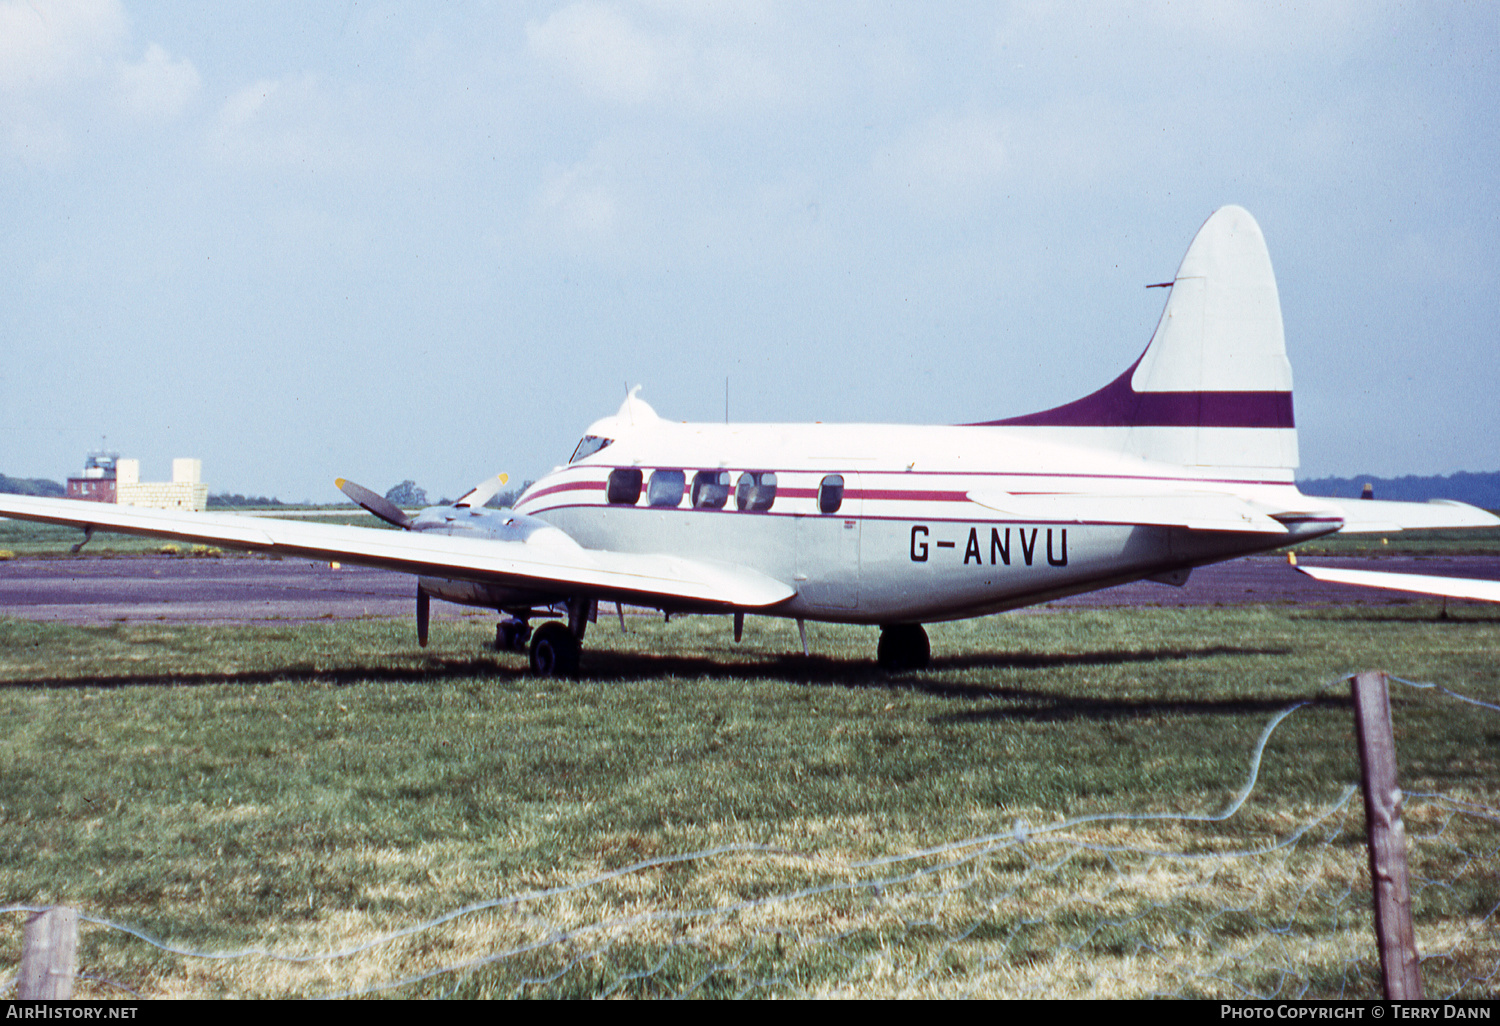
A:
983,206,1298,474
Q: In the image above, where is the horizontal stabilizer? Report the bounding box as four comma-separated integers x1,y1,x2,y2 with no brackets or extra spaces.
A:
1306,497,1500,534
965,490,1290,534
0,494,794,609
1297,565,1500,603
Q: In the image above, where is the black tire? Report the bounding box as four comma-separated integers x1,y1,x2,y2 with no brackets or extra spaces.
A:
530,621,581,678
877,623,930,671
496,619,531,652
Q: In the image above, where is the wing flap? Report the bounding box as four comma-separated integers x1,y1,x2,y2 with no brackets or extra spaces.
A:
0,495,794,609
965,490,1290,534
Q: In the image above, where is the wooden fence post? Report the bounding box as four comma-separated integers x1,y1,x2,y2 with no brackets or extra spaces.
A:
18,906,77,1000
1350,671,1424,999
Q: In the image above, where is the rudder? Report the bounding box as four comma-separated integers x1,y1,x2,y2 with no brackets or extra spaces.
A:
983,206,1297,473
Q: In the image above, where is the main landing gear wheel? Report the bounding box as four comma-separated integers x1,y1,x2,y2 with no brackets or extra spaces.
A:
877,624,930,672
529,621,581,678
496,618,531,652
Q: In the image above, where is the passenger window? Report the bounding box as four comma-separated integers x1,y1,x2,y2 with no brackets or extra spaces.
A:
570,435,613,463
647,469,686,507
735,471,777,512
818,474,844,514
606,468,643,505
691,470,731,509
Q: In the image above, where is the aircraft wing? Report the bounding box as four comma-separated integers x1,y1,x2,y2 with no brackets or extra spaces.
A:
0,494,795,609
1296,565,1500,603
967,491,1499,537
1303,497,1500,534
965,491,1291,533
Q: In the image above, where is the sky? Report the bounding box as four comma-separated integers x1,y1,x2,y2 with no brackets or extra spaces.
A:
2,1,1496,503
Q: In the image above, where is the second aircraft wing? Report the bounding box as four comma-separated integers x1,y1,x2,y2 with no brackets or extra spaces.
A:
1297,565,1500,603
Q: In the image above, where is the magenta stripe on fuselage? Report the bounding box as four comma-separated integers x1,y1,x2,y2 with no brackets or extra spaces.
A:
524,480,607,503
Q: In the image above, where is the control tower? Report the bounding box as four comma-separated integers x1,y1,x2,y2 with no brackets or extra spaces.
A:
66,451,121,503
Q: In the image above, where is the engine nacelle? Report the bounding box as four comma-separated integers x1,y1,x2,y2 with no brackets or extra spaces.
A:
416,576,558,610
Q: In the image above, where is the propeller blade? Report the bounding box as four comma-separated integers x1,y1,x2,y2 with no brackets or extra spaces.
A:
336,478,414,529
417,587,430,647
454,473,509,509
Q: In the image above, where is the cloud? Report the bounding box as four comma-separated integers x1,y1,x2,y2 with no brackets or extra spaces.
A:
521,130,742,266
206,74,357,173
535,159,622,251
111,42,200,122
526,1,784,111
0,0,127,93
529,3,668,104
0,0,198,157
997,0,1384,59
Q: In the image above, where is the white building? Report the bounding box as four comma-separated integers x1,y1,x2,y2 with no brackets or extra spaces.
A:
116,458,209,512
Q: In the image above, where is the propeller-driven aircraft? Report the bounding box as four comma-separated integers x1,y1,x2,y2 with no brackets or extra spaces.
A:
2,206,1496,675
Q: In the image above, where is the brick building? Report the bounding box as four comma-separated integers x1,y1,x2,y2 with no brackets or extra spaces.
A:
66,452,120,503
65,453,209,511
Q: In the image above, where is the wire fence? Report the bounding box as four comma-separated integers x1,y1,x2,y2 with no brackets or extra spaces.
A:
4,675,1498,999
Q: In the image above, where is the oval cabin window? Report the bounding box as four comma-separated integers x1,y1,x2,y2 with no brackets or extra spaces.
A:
606,468,643,505
818,474,844,514
735,471,777,512
691,470,731,510
647,469,685,507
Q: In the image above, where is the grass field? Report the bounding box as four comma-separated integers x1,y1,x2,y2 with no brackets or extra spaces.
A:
1,602,1497,998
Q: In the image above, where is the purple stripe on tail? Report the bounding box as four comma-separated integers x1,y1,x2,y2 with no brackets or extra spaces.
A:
969,363,1294,429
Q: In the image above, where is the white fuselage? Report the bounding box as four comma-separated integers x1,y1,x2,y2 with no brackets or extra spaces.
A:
504,418,1336,624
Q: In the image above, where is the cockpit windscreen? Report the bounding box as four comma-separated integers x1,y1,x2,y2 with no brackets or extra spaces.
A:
569,436,613,463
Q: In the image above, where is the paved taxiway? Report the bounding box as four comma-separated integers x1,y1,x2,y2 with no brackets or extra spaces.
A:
1,553,1497,626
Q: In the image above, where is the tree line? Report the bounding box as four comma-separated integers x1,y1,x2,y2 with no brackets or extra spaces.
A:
0,474,64,497
1297,470,1500,508
385,480,533,508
